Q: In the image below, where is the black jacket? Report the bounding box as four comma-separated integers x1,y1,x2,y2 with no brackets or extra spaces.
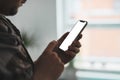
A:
0,15,34,80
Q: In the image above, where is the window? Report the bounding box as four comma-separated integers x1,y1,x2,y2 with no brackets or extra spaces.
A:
114,0,120,13
57,0,120,79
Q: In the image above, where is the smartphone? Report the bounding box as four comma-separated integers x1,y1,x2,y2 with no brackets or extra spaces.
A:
59,20,88,51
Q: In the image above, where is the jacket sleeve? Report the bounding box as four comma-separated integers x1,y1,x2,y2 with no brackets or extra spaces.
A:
0,20,33,80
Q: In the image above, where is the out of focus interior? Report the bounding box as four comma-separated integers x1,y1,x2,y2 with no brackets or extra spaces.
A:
9,0,120,80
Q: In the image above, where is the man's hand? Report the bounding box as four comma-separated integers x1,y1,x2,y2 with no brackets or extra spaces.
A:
33,41,64,80
54,32,82,64
32,32,82,80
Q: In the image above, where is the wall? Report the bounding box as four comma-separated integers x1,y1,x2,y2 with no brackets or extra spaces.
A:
9,0,57,61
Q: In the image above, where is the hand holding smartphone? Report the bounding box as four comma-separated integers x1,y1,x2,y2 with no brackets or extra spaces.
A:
59,20,88,51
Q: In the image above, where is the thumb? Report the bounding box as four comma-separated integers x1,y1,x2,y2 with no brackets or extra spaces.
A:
57,32,69,46
44,40,58,54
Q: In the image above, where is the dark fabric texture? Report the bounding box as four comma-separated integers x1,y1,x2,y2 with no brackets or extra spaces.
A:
0,15,34,80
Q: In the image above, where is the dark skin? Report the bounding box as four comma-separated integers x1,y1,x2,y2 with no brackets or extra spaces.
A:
33,33,82,80
55,32,82,64
0,0,82,80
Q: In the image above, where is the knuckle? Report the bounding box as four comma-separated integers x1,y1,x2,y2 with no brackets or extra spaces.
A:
49,40,57,45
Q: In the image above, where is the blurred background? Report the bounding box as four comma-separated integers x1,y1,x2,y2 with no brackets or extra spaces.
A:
8,0,120,80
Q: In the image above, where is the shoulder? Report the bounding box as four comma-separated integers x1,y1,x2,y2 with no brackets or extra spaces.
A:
0,17,8,32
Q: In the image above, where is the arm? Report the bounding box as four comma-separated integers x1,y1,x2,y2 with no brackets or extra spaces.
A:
0,19,33,80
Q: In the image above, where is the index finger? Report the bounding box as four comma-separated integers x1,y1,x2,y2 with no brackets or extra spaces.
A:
75,33,82,41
